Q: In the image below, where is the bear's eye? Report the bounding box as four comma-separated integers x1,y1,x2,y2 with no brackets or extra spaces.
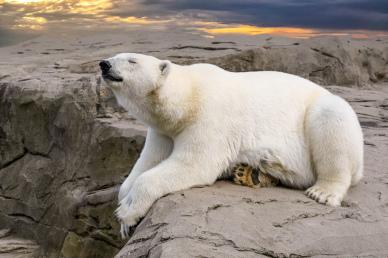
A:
128,59,137,64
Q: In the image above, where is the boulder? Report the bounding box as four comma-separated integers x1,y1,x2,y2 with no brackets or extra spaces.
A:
203,37,388,87
0,74,146,258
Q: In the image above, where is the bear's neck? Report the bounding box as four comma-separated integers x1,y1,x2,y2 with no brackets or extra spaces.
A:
143,69,201,136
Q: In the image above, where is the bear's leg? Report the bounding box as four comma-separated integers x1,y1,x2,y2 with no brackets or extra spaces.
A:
305,94,363,206
116,130,230,238
258,172,280,187
118,128,173,203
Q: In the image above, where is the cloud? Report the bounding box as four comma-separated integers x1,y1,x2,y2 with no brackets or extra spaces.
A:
148,0,388,31
99,0,388,31
0,0,387,38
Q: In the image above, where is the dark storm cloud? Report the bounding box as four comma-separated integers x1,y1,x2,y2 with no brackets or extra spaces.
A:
108,0,388,31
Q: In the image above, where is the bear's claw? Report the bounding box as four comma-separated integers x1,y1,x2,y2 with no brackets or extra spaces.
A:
305,185,342,207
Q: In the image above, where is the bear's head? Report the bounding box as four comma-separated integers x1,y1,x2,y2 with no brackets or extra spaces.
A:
100,53,170,100
100,53,198,135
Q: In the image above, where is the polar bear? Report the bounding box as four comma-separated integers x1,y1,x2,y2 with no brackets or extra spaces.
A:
99,53,363,237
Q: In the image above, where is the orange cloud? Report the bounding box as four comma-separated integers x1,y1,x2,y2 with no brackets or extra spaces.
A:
13,15,47,30
198,24,317,37
1,0,171,30
2,0,112,14
104,16,171,25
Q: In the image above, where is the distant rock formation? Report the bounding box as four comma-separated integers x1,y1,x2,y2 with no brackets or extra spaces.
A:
202,37,388,87
48,36,388,88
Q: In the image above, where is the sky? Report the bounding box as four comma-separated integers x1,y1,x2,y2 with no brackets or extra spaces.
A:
1,0,388,45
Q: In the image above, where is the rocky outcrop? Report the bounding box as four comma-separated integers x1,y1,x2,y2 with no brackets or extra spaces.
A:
18,35,386,89
117,86,388,257
0,74,146,258
66,38,388,88
203,38,388,87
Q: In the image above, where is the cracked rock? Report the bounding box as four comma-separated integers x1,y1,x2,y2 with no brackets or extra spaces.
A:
0,73,146,258
203,37,388,87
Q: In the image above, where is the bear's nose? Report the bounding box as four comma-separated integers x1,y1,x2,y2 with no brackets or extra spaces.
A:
99,60,111,73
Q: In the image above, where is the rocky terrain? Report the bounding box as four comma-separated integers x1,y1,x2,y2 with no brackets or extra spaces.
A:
0,31,387,258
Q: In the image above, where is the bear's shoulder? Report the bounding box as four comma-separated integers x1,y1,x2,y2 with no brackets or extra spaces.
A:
184,63,226,73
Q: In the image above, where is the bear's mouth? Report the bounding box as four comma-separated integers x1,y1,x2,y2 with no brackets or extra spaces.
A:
102,73,123,82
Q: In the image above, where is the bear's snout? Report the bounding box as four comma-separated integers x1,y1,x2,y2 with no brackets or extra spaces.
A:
99,60,111,74
99,60,123,82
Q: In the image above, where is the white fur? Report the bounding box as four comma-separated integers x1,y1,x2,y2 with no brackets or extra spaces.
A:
101,53,363,237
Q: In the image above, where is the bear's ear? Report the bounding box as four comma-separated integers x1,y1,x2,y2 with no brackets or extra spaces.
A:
159,61,170,76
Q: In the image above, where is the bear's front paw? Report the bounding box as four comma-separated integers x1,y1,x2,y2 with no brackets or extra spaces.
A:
120,223,136,239
116,183,157,238
116,203,143,238
115,194,141,238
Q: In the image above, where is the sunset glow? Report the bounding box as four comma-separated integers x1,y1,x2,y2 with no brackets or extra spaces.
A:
1,0,173,30
2,0,49,3
198,24,318,37
0,0,387,38
104,16,171,25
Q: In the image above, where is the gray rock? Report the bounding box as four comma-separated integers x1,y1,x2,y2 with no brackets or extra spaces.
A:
0,229,39,258
0,74,146,258
202,37,388,87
